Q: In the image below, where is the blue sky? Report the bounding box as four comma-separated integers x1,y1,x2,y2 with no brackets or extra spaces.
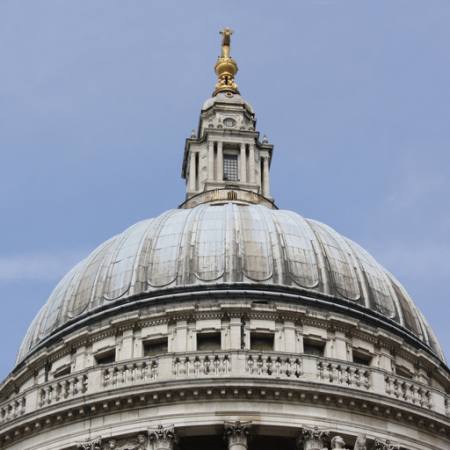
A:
0,1,449,379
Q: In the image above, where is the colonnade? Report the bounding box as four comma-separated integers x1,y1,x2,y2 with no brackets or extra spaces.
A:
188,140,271,198
76,423,402,450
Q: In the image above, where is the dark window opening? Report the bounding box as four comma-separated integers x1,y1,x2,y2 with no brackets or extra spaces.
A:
303,339,325,357
197,332,221,351
143,338,168,357
53,365,71,379
251,333,274,351
179,435,226,450
396,365,413,379
223,154,238,181
352,350,372,366
95,349,116,366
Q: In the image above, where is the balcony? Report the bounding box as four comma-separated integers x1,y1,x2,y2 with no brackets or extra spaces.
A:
0,351,448,429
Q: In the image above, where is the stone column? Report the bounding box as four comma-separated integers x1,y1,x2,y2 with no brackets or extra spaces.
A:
148,425,176,450
217,141,223,182
297,426,330,450
224,421,251,450
189,152,196,192
208,140,215,181
262,156,270,197
249,144,255,184
240,143,247,183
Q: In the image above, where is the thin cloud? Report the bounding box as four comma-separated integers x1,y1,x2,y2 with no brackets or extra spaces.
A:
0,251,86,282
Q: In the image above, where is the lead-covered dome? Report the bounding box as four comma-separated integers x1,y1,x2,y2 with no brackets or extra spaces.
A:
18,203,444,364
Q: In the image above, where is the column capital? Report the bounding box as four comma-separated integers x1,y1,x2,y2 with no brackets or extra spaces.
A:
104,433,147,449
77,437,102,450
224,421,251,449
297,425,330,450
374,439,400,450
148,425,176,450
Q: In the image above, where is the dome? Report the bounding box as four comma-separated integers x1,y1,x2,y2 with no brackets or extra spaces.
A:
202,92,254,113
18,203,444,364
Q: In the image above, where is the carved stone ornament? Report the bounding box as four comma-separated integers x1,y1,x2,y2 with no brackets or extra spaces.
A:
148,425,176,450
77,437,102,450
374,439,400,450
297,426,330,450
353,434,367,450
330,435,347,449
224,421,251,449
104,433,148,450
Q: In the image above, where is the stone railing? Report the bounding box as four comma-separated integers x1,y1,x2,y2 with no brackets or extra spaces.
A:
39,374,89,407
0,395,26,424
172,353,231,377
102,360,158,388
385,375,432,409
317,361,370,390
0,352,447,427
246,354,302,378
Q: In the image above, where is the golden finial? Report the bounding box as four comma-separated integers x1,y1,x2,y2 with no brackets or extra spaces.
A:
213,28,239,96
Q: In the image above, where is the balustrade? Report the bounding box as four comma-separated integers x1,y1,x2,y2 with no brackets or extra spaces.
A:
385,375,432,408
317,361,370,389
102,360,158,388
0,395,26,424
39,374,88,407
246,354,302,378
172,353,230,377
0,352,446,427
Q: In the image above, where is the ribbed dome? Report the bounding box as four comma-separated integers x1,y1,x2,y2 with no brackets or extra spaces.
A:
18,203,444,364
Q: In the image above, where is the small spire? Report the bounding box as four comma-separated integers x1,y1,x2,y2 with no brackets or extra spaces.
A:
213,28,239,96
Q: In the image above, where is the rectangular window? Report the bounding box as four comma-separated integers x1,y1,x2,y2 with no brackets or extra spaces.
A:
143,338,168,357
250,333,274,351
223,154,239,181
95,349,116,365
303,339,325,356
53,365,71,379
352,350,372,366
395,365,413,379
197,332,221,351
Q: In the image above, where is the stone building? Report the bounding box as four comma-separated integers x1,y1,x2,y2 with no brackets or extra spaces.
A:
0,29,449,450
